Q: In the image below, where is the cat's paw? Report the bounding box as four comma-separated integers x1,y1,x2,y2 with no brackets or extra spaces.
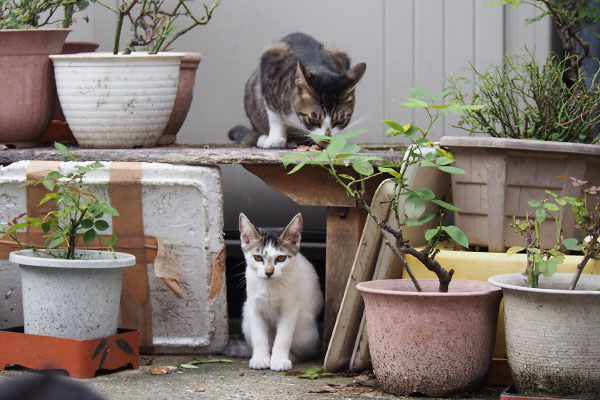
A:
269,357,292,371
249,356,271,369
257,135,287,149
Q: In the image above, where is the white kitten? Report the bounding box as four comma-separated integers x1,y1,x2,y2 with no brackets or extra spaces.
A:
238,212,323,371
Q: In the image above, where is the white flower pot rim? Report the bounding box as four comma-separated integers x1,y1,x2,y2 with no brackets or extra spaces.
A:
9,249,136,269
50,52,186,61
356,278,501,297
488,272,600,295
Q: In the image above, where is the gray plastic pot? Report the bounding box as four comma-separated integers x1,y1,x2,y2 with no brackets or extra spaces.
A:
9,249,136,340
488,273,600,398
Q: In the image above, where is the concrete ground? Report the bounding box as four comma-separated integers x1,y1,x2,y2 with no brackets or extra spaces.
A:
0,355,506,400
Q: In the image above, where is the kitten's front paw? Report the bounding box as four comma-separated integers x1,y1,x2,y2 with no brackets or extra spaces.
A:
257,135,287,149
249,356,271,370
270,357,292,371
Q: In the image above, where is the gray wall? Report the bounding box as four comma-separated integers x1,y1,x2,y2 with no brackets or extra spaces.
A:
65,0,551,233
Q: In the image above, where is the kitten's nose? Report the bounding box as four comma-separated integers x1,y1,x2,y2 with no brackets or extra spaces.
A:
325,128,331,136
265,271,274,278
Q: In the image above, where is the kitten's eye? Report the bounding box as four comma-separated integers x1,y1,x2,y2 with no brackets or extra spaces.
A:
275,255,287,263
253,255,263,262
310,112,318,118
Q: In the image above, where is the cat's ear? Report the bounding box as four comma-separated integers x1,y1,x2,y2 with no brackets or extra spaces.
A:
239,213,259,246
295,63,317,97
344,63,367,93
281,213,303,250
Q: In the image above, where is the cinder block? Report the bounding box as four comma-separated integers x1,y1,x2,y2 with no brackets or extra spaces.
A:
0,161,227,354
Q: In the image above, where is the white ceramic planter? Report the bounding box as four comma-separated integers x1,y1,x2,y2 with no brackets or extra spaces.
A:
50,52,183,148
9,249,135,340
488,273,600,398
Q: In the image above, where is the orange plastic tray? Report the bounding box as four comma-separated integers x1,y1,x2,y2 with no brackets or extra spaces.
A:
0,327,139,378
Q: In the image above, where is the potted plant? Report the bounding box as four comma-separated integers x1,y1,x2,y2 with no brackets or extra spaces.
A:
488,178,600,398
283,90,503,397
0,0,89,147
50,0,220,148
441,0,600,252
0,142,135,340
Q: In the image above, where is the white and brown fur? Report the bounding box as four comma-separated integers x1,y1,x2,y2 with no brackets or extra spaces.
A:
236,213,323,371
228,32,366,148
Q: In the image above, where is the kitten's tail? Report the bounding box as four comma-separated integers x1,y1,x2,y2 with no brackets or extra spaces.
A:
222,338,252,358
228,125,260,146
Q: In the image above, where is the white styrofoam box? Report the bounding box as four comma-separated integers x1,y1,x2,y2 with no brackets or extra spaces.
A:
0,161,227,354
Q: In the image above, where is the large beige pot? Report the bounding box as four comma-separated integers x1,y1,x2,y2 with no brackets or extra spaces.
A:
50,52,183,148
0,29,70,147
489,273,600,398
439,136,600,252
356,279,502,397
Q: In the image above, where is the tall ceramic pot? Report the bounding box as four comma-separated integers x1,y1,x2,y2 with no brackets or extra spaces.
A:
0,29,71,147
158,52,202,145
488,273,600,398
9,249,135,340
356,279,502,397
50,52,183,148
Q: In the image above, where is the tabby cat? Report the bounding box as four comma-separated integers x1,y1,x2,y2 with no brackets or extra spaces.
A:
228,32,366,148
238,212,323,371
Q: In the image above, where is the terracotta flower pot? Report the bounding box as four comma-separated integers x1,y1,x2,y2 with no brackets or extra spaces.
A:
158,52,202,145
356,279,502,397
0,29,71,147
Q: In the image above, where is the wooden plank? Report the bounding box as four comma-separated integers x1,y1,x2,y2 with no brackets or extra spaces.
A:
243,165,356,207
323,207,368,352
323,181,395,371
0,145,404,166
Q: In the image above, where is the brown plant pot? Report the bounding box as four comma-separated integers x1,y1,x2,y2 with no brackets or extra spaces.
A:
157,52,202,145
439,136,600,252
356,279,502,397
0,29,71,148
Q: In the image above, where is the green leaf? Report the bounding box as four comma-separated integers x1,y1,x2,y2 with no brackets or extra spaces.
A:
528,200,541,208
46,171,62,179
41,222,51,234
417,188,435,200
435,157,455,166
326,137,347,157
282,153,310,168
438,166,465,174
417,213,435,225
81,219,93,229
335,129,368,140
544,203,560,212
443,225,469,248
377,167,402,179
287,160,307,175
102,207,119,217
41,179,55,191
54,141,68,155
536,207,546,224
95,220,110,231
336,143,362,158
352,159,374,176
506,245,525,256
563,238,582,251
48,237,65,248
401,97,428,108
424,228,440,241
83,229,96,244
180,363,200,369
404,195,426,219
431,199,461,211
383,120,408,132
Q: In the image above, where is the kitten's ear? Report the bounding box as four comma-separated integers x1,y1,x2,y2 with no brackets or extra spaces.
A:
344,63,367,92
239,213,259,246
281,213,303,250
295,63,316,97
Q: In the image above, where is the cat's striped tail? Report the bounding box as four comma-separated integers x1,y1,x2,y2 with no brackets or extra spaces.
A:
228,125,260,145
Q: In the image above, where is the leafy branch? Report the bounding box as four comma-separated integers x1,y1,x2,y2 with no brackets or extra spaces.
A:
283,89,476,292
